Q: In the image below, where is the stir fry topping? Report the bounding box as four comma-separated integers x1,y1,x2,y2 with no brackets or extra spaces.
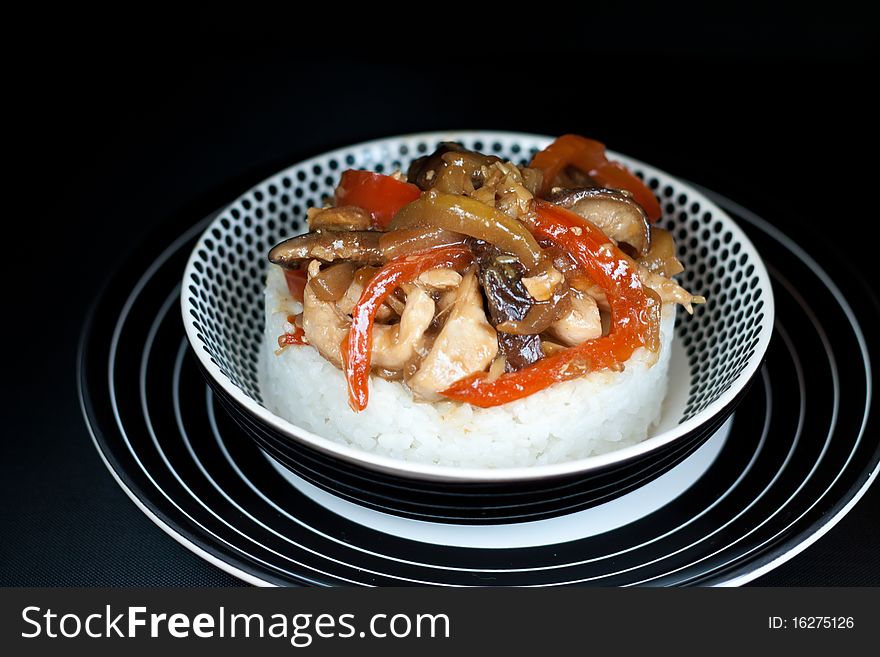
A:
268,136,704,410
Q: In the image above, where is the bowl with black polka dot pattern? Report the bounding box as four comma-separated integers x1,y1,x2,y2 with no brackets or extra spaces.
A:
180,131,774,523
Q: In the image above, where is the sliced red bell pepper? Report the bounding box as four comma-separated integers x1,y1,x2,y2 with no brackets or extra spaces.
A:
343,245,474,411
278,326,308,347
277,314,308,348
440,200,660,408
283,267,309,303
530,134,662,222
334,170,421,229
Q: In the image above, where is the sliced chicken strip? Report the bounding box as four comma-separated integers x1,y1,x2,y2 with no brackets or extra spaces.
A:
637,265,705,314
370,287,435,371
408,272,498,401
303,260,433,369
418,267,462,291
575,280,611,313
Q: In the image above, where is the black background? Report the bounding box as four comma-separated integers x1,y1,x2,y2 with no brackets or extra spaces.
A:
3,14,878,585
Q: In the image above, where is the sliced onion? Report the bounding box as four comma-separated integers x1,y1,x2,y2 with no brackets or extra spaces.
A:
495,285,571,335
639,227,684,277
308,262,356,302
390,191,544,272
486,355,507,383
540,340,567,357
378,226,467,260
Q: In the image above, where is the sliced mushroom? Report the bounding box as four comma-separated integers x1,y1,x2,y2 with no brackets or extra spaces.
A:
546,289,602,346
474,243,543,372
270,227,470,270
379,227,467,260
268,230,384,268
546,187,651,256
407,142,462,189
408,271,498,401
407,142,500,193
496,283,571,336
307,205,372,232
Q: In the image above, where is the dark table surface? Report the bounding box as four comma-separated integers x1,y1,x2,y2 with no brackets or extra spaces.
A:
3,18,878,586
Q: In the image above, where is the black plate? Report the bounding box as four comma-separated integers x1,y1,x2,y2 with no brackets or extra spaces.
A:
78,189,879,585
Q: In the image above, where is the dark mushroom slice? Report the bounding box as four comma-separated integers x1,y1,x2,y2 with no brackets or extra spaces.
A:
473,242,543,372
268,230,384,268
495,283,571,336
545,187,652,256
407,142,500,193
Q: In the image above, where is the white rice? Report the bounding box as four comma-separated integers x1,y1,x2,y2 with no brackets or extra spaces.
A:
260,265,675,468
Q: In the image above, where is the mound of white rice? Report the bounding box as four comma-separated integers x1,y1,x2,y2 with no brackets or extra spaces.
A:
260,265,674,468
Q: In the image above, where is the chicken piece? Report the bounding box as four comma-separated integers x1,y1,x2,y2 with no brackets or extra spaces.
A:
637,265,705,314
370,287,435,371
417,268,462,291
303,260,435,370
431,288,459,329
574,279,611,313
519,167,543,196
521,266,564,302
408,272,498,401
546,289,602,346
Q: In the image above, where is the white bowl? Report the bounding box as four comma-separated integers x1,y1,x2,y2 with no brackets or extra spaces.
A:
180,131,774,521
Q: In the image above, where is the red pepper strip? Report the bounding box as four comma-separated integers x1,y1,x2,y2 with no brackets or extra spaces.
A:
278,314,308,347
344,245,474,411
283,268,309,303
278,326,308,347
334,170,421,229
530,134,662,223
440,200,660,408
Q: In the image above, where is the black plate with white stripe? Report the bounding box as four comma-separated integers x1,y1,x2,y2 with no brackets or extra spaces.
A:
78,189,879,586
